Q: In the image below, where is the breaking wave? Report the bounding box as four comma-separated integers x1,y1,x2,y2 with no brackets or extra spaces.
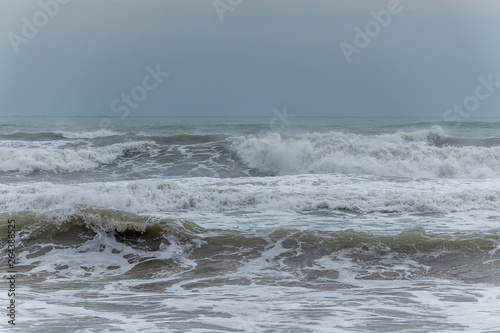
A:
1,176,500,215
0,141,155,173
2,128,500,179
1,208,499,284
230,128,500,178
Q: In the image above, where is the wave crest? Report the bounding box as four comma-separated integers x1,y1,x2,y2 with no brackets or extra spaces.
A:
230,129,500,178
1,176,500,215
0,141,155,173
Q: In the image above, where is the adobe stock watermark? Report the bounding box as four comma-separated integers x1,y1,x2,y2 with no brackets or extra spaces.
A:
443,74,500,122
270,106,295,132
6,219,17,326
99,64,169,131
7,0,70,54
213,0,243,21
340,0,412,64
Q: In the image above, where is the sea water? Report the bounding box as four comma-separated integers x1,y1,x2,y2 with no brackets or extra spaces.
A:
1,116,500,332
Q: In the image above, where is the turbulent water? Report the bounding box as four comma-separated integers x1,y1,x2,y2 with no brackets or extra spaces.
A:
1,117,500,332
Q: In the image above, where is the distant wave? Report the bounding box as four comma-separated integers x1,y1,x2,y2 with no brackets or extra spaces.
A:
0,141,155,173
0,130,121,140
380,120,500,131
0,131,228,143
3,128,500,178
230,128,500,178
55,130,121,139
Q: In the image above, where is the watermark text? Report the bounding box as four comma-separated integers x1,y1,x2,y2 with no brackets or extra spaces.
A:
213,0,243,21
7,0,71,54
270,106,295,132
100,64,169,130
443,74,500,122
340,0,411,64
6,219,17,326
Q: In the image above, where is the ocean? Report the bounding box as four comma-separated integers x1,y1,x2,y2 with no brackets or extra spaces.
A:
1,116,500,332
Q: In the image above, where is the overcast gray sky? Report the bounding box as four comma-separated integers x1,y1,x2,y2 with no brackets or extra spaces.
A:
1,0,500,117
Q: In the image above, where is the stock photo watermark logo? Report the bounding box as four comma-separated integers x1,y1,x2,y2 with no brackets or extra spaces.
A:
99,64,169,130
6,219,17,326
7,0,70,54
443,74,500,122
340,0,410,64
213,0,243,21
270,106,295,132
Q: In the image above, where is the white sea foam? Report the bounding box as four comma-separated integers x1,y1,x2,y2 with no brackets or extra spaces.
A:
230,129,500,178
55,130,121,139
18,228,194,280
15,266,500,332
0,141,154,173
2,175,500,233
